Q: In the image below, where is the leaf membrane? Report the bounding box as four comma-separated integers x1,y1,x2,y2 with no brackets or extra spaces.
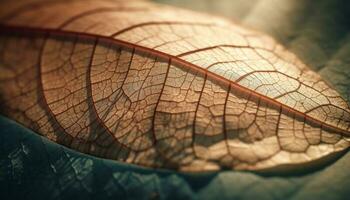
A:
0,0,349,171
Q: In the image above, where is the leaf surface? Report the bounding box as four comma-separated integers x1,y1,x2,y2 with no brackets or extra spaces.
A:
0,0,349,171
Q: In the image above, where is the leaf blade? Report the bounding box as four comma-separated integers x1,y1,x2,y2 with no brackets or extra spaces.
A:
0,0,349,171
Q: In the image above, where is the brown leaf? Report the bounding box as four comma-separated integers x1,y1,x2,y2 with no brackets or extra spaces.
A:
0,0,349,172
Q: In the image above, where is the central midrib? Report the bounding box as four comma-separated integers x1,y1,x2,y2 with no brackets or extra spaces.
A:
0,24,349,137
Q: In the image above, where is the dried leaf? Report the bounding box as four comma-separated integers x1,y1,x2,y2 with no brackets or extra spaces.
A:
0,0,349,171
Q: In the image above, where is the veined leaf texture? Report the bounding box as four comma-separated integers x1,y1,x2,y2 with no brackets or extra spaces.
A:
0,0,349,172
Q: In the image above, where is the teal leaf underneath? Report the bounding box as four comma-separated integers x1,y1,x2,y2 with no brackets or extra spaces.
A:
0,116,349,200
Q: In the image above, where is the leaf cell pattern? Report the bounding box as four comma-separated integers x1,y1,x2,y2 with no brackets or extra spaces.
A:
0,0,349,171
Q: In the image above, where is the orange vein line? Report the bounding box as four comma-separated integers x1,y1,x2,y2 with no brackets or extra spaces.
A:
0,24,349,137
